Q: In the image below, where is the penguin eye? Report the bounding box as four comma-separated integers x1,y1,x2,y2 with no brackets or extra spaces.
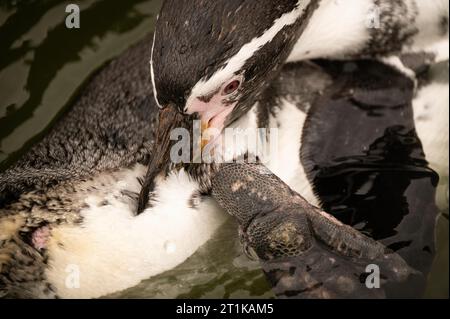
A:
222,80,241,96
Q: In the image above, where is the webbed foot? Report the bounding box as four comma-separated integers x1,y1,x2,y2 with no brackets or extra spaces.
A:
212,163,421,298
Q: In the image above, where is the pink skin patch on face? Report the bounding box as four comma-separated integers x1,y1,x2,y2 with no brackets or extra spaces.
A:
186,77,242,152
188,93,236,132
31,225,51,251
188,94,237,150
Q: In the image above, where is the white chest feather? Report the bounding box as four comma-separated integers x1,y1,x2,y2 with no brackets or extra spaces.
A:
288,0,448,62
221,102,317,204
265,100,318,205
45,166,226,298
413,82,449,180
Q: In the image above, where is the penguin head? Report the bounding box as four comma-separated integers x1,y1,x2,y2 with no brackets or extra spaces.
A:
151,0,315,134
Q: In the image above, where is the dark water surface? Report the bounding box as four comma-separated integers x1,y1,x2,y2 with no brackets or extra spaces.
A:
0,0,447,298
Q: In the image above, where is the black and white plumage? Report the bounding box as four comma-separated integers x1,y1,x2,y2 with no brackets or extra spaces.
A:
0,0,448,298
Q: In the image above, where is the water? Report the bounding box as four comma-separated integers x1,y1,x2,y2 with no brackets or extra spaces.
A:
0,0,447,298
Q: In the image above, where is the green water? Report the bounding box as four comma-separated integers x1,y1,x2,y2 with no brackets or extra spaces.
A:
0,0,448,299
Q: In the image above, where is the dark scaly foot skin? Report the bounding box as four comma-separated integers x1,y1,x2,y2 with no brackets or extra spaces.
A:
211,163,421,298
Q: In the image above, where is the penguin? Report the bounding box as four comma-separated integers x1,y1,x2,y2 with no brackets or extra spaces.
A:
0,0,448,298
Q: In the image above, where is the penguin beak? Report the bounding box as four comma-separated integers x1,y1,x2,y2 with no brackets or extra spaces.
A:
137,104,187,214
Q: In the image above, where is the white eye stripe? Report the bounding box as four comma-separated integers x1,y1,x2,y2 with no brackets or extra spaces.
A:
187,0,311,102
